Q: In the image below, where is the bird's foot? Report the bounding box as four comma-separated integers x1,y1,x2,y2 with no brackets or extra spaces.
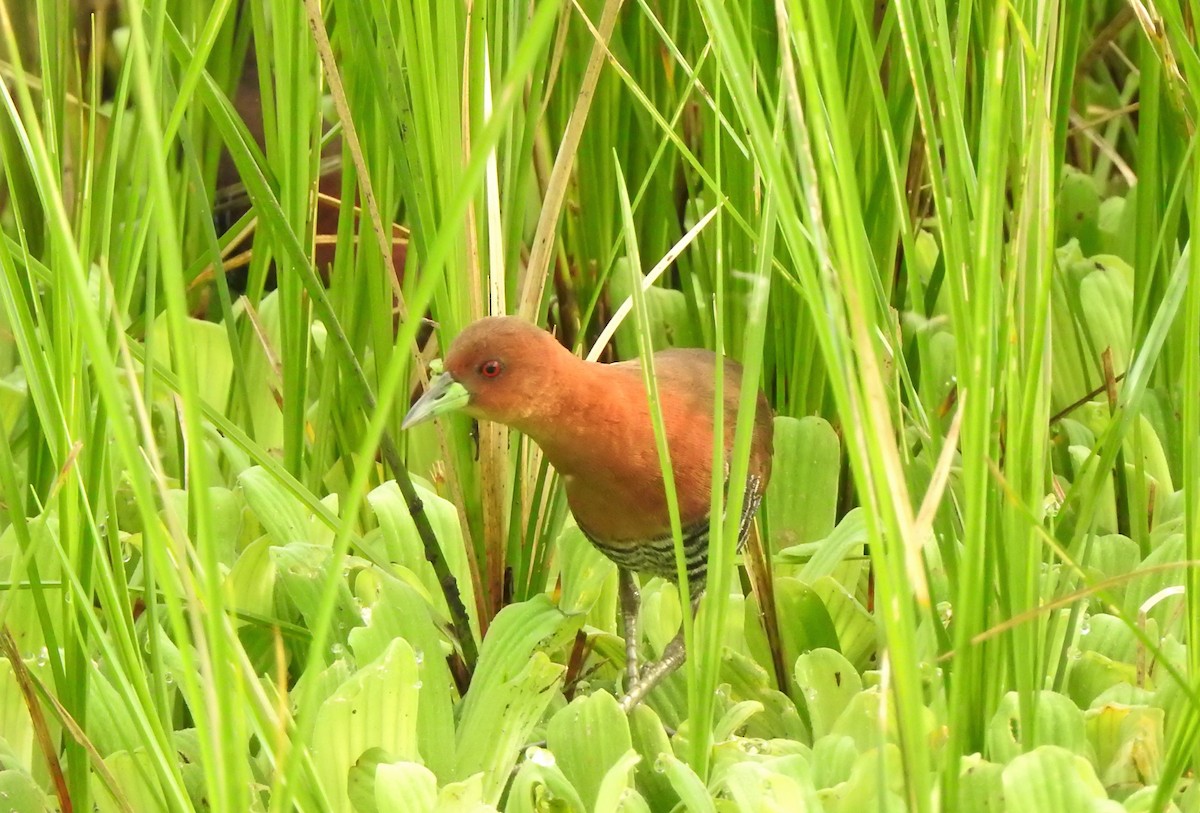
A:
619,588,703,711
618,635,687,712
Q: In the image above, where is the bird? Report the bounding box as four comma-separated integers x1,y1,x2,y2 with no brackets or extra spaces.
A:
402,316,773,709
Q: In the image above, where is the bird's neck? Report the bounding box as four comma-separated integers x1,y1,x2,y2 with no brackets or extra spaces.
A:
513,358,639,479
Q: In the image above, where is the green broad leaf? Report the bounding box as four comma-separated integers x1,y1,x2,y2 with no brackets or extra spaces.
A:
428,772,494,813
374,760,438,813
506,750,587,813
272,543,365,653
1150,490,1187,541
1050,244,1098,413
148,313,234,416
1090,683,1155,709
1057,167,1102,255
201,485,243,564
627,704,677,810
1000,746,1124,812
1085,536,1141,591
609,260,700,357
1140,388,1184,480
556,523,617,620
714,701,766,742
1075,407,1174,496
93,750,170,813
654,752,716,813
226,536,278,619
347,747,390,813
171,729,209,810
828,688,936,754
239,466,313,545
795,648,861,740
985,691,1088,764
765,416,841,553
0,516,64,655
955,754,1004,812
367,480,480,639
312,637,423,813
233,290,285,449
718,650,808,740
1121,785,1183,812
547,692,633,811
0,769,50,813
1077,614,1138,663
921,329,957,411
592,750,646,813
0,659,37,772
348,574,457,780
1085,703,1163,788
773,578,841,672
774,508,866,581
1078,256,1134,375
0,372,27,435
639,580,681,658
1096,195,1135,265
83,667,144,758
454,596,579,803
1068,446,1118,535
1125,414,1174,495
826,744,907,812
1123,534,1185,631
809,577,876,670
361,750,495,813
810,735,857,790
910,230,946,316
720,756,822,812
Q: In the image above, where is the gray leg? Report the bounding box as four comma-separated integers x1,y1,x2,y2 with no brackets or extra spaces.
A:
619,591,704,712
618,568,641,687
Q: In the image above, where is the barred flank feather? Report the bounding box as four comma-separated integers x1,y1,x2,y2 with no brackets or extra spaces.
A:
580,475,765,585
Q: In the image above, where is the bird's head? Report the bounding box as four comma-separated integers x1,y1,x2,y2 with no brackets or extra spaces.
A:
402,316,570,430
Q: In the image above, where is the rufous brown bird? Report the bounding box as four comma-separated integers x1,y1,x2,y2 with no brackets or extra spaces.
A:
403,316,773,708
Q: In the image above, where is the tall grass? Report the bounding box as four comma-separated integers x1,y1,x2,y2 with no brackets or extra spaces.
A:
0,0,1197,810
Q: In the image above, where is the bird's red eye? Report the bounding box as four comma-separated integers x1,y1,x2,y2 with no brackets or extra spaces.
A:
479,360,503,378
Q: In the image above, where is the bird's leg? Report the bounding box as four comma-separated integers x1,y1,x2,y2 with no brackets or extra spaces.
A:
618,568,641,687
619,590,704,712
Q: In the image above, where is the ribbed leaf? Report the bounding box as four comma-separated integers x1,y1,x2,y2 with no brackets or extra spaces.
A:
720,756,821,812
547,692,633,811
795,648,861,740
0,769,50,813
986,692,1087,764
1000,746,1124,812
506,751,586,813
313,637,423,812
765,416,841,553
367,480,480,639
454,596,579,802
348,574,457,780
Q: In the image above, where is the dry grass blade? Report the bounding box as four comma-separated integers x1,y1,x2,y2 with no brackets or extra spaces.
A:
518,0,626,320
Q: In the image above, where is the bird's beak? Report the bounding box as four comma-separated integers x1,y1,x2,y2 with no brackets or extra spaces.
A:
402,371,470,429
